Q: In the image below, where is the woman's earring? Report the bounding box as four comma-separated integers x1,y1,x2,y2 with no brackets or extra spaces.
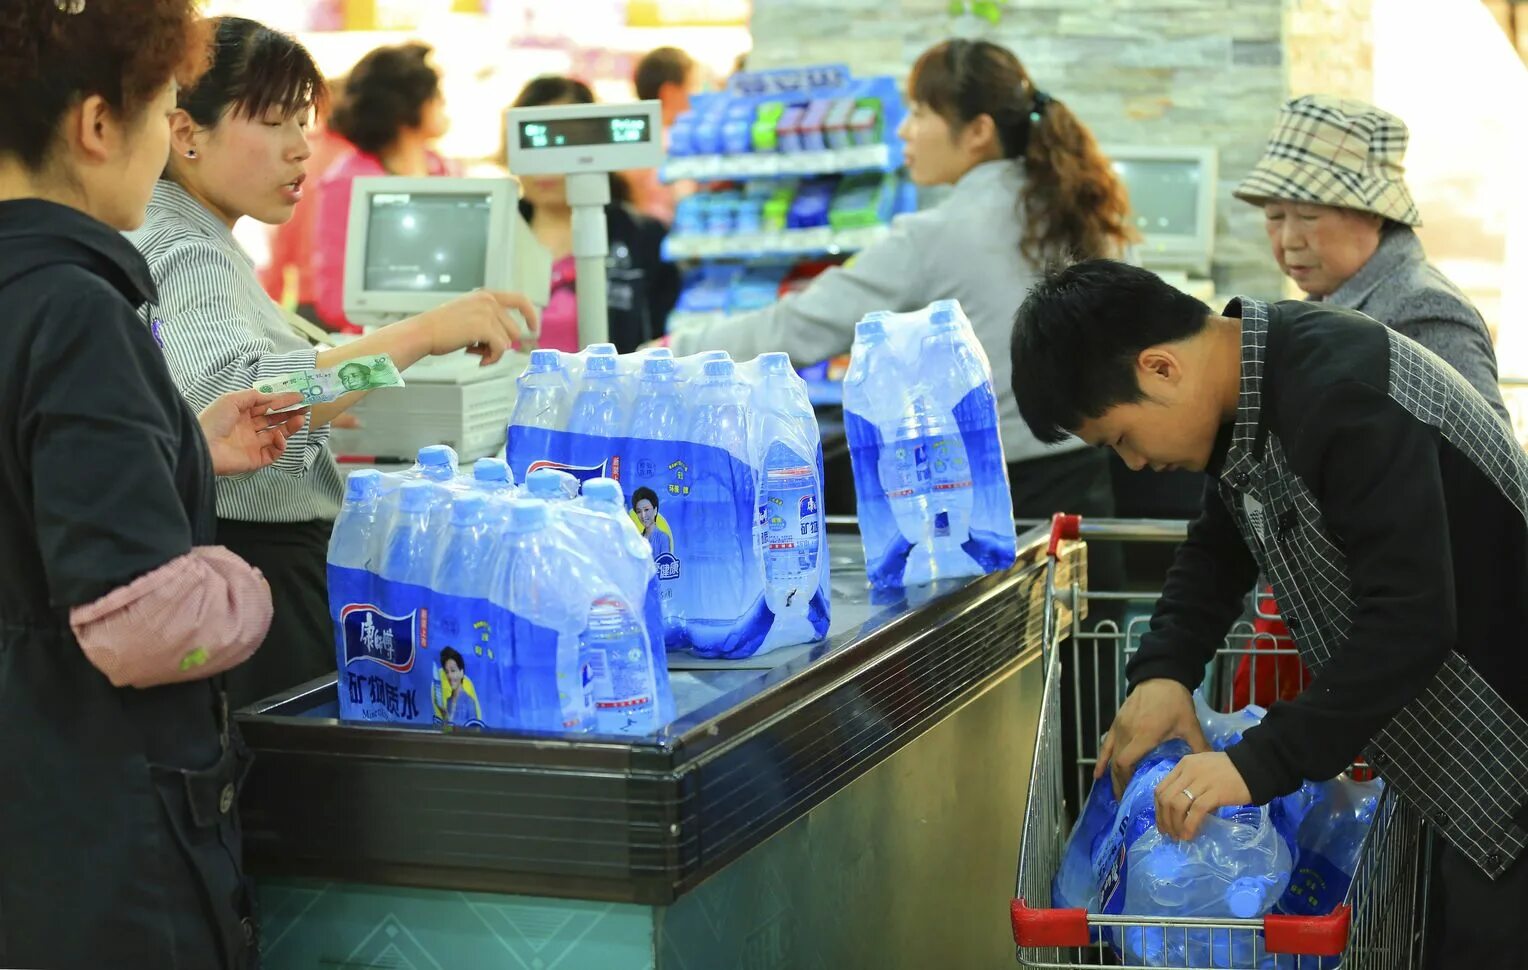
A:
185,150,198,159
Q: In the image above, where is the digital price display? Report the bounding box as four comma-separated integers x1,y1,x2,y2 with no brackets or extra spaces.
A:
518,115,651,150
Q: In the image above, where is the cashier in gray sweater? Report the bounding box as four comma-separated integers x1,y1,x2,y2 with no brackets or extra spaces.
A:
666,39,1137,585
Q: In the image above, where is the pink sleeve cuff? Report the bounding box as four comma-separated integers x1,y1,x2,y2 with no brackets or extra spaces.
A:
69,547,273,689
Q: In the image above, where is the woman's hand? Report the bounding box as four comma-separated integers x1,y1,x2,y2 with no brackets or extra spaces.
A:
198,389,307,476
410,290,540,365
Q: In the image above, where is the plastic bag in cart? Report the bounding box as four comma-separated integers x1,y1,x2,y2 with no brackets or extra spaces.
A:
1087,741,1293,968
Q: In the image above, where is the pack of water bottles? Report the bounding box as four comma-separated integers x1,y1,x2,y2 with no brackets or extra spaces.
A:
506,345,831,659
1051,695,1383,968
843,300,1016,592
326,445,674,736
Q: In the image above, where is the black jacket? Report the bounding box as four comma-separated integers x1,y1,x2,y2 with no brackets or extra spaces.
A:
519,199,679,352
0,200,256,967
1128,298,1528,878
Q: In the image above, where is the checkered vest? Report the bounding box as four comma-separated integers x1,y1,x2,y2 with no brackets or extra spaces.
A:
1219,299,1528,878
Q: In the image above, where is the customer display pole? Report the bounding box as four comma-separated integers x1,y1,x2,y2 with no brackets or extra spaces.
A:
503,100,665,351
566,172,612,348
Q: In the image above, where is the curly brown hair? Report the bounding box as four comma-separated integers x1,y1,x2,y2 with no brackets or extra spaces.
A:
328,42,438,155
910,39,1135,267
0,0,207,170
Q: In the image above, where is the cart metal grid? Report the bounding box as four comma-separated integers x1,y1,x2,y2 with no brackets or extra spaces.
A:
1011,516,1432,969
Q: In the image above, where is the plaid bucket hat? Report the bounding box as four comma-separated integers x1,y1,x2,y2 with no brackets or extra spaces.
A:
1234,94,1421,226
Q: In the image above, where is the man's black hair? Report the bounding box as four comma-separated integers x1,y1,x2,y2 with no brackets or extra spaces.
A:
631,486,659,509
1010,259,1212,443
439,646,464,670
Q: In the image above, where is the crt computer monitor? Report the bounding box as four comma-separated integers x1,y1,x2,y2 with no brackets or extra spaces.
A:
343,176,522,324
1102,145,1218,277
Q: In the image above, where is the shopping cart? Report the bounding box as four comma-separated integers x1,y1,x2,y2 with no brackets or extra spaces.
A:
1010,515,1432,970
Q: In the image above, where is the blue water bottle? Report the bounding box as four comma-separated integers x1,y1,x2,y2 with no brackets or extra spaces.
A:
492,499,595,733
683,358,753,648
510,349,571,432
329,469,384,575
578,477,672,731
754,352,827,648
916,308,983,578
429,493,502,729
627,355,686,636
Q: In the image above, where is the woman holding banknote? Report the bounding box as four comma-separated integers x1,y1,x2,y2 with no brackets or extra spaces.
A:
126,16,540,706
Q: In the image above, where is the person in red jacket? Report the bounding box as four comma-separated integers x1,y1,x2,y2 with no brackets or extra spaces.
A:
313,42,458,331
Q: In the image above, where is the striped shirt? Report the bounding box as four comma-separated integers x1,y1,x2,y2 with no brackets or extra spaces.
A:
126,181,344,523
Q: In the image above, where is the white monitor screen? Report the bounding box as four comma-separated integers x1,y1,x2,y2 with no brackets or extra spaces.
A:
364,191,493,292
1112,158,1203,238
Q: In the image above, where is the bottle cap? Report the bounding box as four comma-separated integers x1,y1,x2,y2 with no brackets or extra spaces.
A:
451,494,488,525
417,444,457,468
344,468,382,501
702,359,735,379
855,316,887,340
758,351,792,375
696,350,731,363
583,477,623,507
399,481,441,513
585,354,617,374
642,356,677,378
929,307,959,330
509,498,549,530
587,343,617,356
644,346,674,359
473,458,512,483
526,468,575,500
528,349,562,371
1227,878,1267,919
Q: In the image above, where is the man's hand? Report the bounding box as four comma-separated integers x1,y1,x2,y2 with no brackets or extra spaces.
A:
1153,752,1253,841
1097,678,1210,798
199,389,306,476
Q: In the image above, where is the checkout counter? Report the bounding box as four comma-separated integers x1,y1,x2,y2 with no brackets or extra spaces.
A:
237,521,1084,969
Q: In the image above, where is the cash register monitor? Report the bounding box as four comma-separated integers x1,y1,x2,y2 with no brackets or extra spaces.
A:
1102,145,1218,277
343,176,522,324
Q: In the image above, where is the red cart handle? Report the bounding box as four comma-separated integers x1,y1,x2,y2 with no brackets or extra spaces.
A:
1011,898,1091,948
1047,513,1082,560
1011,898,1353,957
1263,907,1351,956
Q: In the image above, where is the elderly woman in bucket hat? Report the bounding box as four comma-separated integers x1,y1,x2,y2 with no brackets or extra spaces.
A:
1228,96,1515,746
1236,94,1507,419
